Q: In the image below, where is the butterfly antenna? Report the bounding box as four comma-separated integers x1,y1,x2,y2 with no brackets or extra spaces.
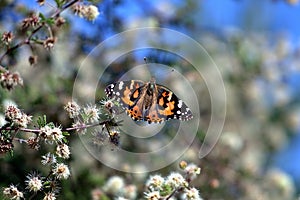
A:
144,57,154,81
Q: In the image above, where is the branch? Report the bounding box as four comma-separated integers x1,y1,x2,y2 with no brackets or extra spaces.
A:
0,0,80,66
0,119,120,134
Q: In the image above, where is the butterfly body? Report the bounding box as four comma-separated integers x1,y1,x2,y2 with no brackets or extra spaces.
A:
105,78,193,124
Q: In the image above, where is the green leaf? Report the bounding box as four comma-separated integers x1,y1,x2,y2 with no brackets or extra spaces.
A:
62,131,70,136
26,30,32,37
54,0,63,8
43,180,51,187
62,137,68,143
160,184,173,196
39,12,46,21
37,115,47,127
45,18,55,25
9,149,14,157
47,122,55,128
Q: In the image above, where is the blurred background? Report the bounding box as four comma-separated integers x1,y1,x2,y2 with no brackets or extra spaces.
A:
1,0,300,199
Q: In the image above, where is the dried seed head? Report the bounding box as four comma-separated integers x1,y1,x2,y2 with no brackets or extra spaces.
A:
22,14,39,29
73,4,86,17
3,185,24,199
36,0,45,6
55,17,66,27
1,31,14,45
0,71,23,90
43,37,56,50
29,55,38,66
27,137,40,150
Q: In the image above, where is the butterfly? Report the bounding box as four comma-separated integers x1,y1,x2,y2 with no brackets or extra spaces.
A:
105,78,193,124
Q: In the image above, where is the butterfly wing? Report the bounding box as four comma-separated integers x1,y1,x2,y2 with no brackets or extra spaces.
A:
154,84,193,122
105,80,146,120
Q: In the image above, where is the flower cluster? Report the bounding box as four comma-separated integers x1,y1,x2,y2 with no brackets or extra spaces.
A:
3,185,24,200
64,101,80,118
0,71,23,90
73,4,100,21
4,105,32,128
83,105,100,123
181,162,201,182
3,161,70,199
41,152,57,165
65,101,100,125
52,163,71,180
40,125,64,142
92,176,137,200
144,161,202,200
25,173,43,192
65,100,121,146
56,143,70,159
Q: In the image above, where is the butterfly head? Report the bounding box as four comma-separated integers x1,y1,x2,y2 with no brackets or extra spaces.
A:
147,77,156,93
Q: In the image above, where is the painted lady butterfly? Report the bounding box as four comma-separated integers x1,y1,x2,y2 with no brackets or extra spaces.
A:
105,78,193,124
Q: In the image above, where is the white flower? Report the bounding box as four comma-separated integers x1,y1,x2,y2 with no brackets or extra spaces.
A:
184,163,201,181
41,153,57,165
182,187,202,200
52,163,70,180
56,143,70,159
83,105,99,123
146,174,165,190
13,113,32,128
165,172,187,189
64,101,80,118
123,184,137,200
103,176,125,194
0,114,7,127
144,190,160,200
40,125,63,142
3,184,24,200
115,197,128,200
51,126,64,141
25,174,43,192
43,192,56,200
0,71,23,90
4,105,32,128
84,5,100,21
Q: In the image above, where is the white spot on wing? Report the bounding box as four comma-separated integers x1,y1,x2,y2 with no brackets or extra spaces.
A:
178,100,183,108
167,92,173,101
130,80,134,89
118,81,124,90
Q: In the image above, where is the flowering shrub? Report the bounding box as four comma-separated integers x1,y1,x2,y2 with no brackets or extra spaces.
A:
0,0,299,200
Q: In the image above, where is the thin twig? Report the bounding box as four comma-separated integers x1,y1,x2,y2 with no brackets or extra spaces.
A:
0,119,117,133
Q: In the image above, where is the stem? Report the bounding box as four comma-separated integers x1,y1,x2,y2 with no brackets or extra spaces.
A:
64,120,114,131
0,119,116,133
165,189,177,200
